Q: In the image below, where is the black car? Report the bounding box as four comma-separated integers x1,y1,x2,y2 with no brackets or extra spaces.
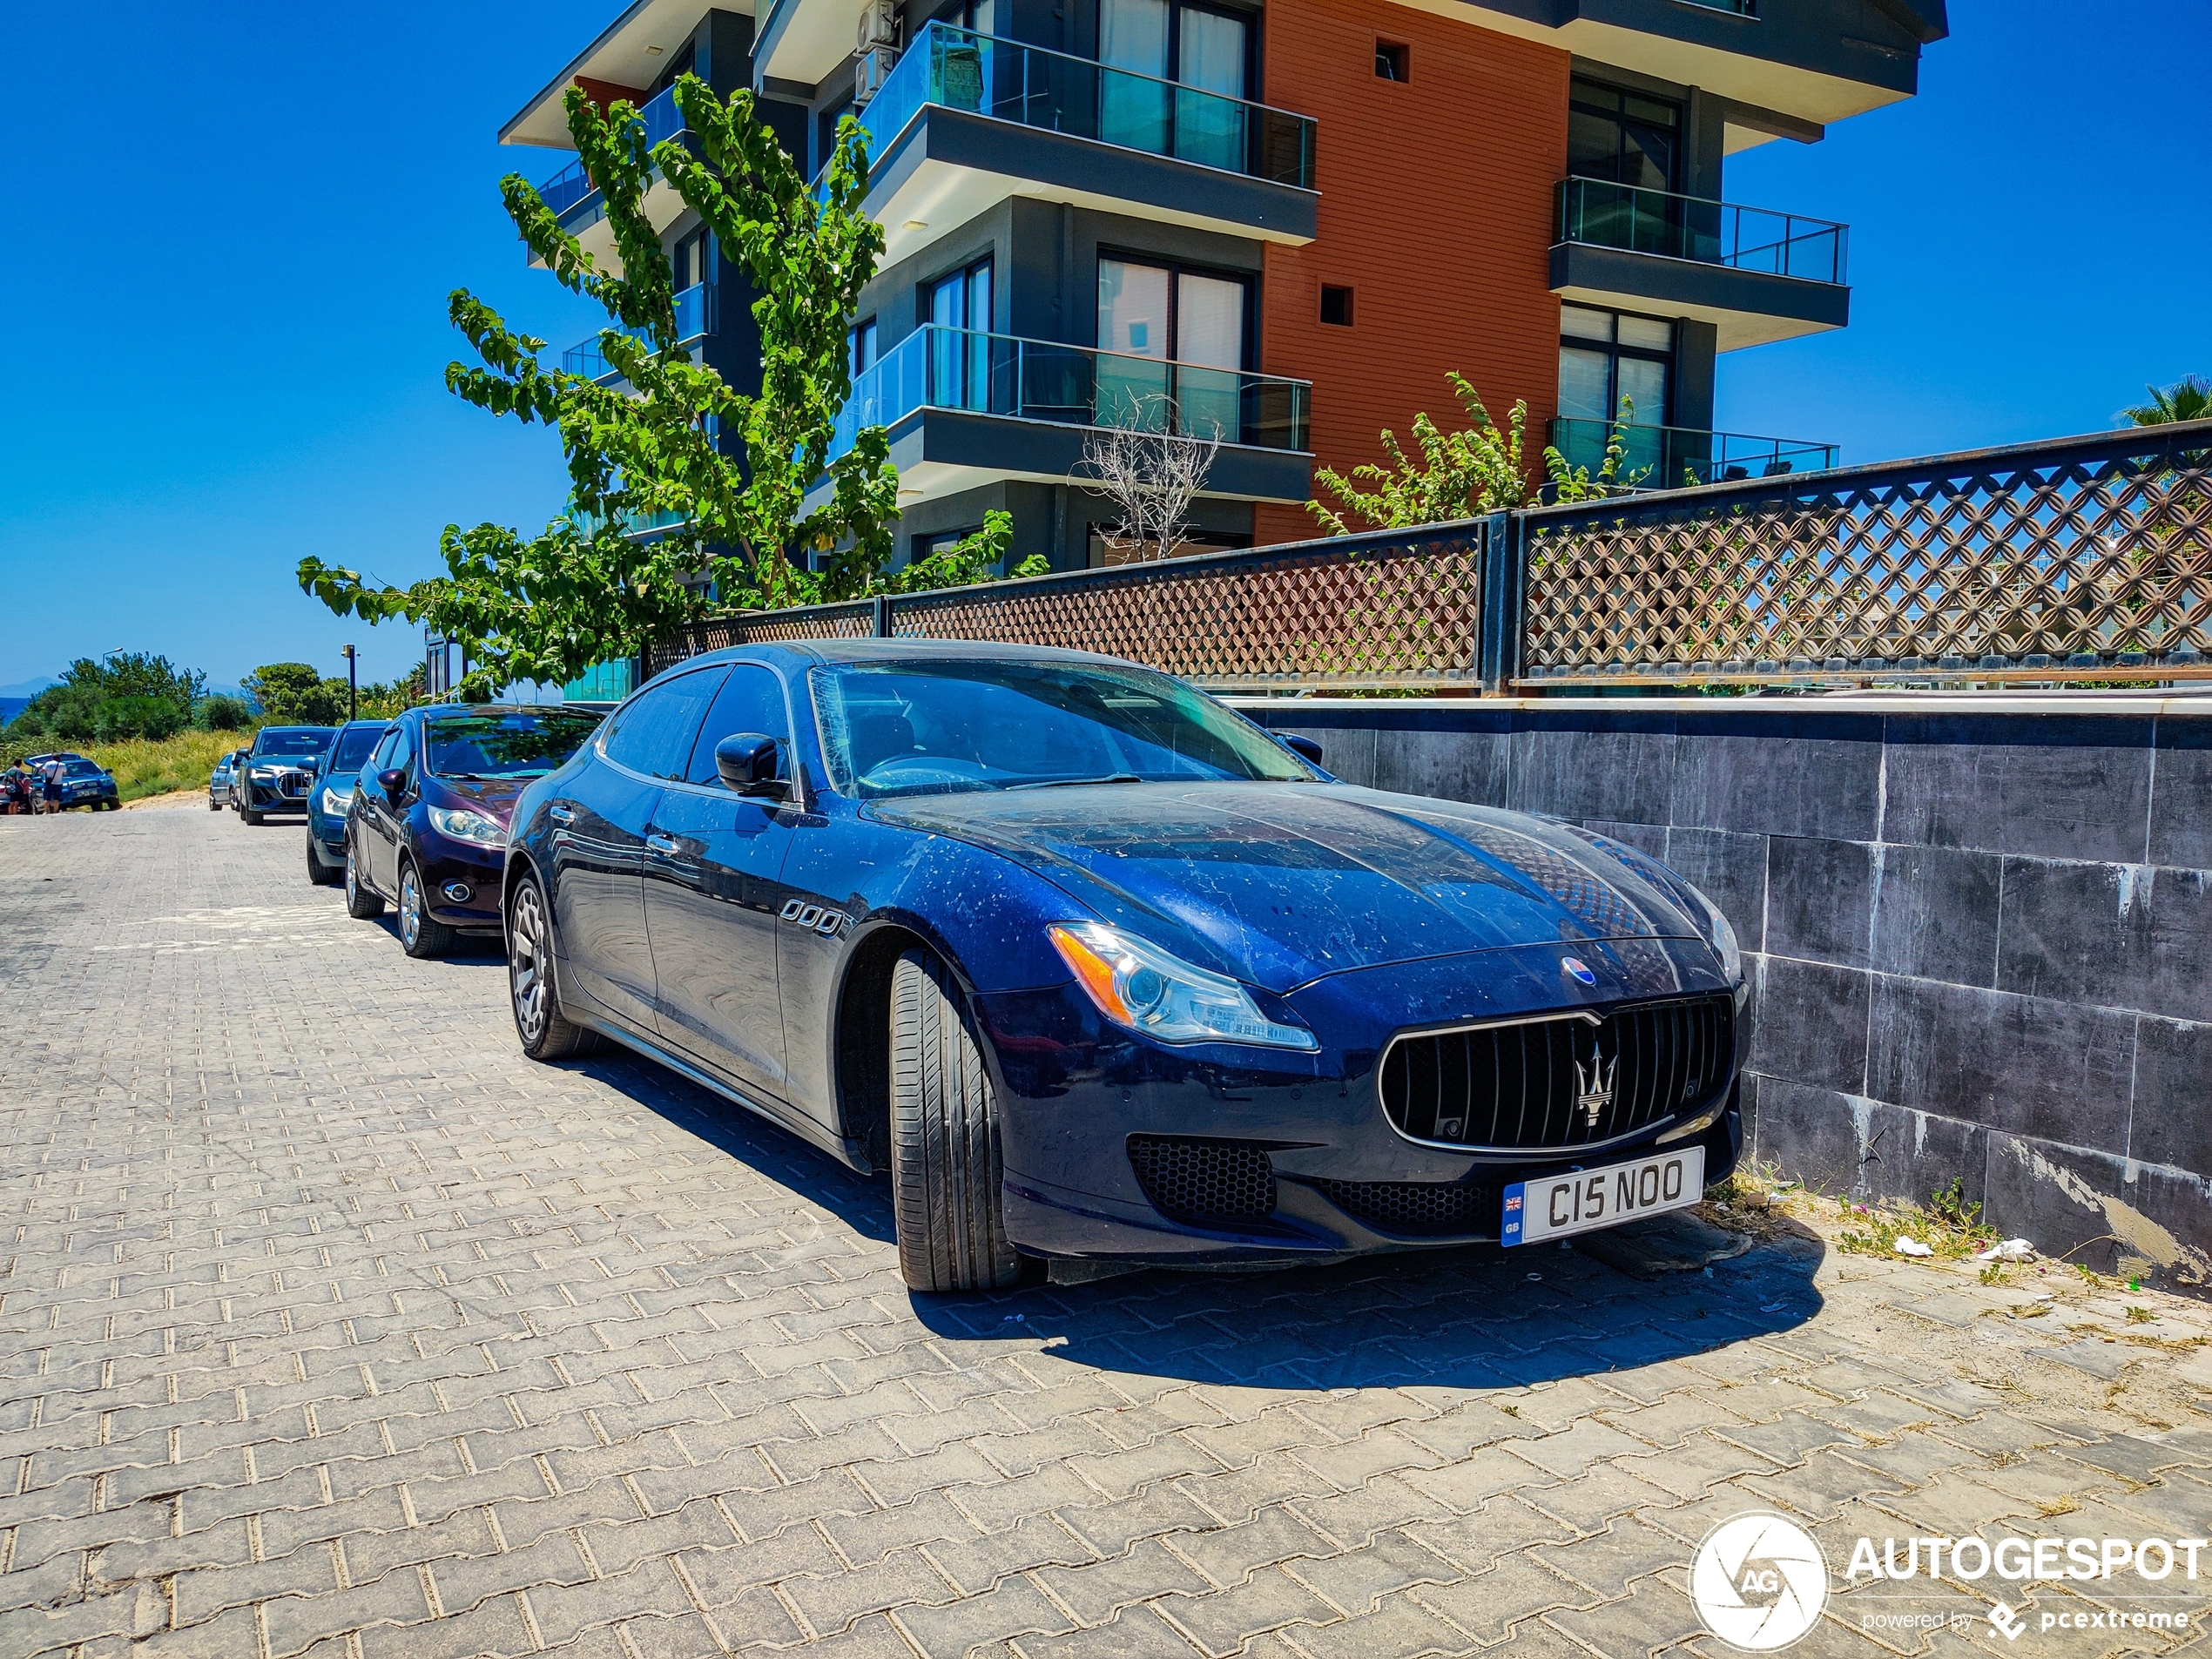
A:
234,726,337,825
501,643,1747,1292
343,704,604,959
305,720,392,886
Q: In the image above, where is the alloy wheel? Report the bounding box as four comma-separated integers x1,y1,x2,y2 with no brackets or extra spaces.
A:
510,883,548,1042
400,866,420,950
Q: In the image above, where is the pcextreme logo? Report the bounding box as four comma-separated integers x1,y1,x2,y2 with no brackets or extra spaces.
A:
1692,1512,1830,1651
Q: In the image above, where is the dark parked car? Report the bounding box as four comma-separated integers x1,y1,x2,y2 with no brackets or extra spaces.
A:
305,720,392,885
500,643,1747,1292
44,757,119,811
234,726,336,825
344,704,604,958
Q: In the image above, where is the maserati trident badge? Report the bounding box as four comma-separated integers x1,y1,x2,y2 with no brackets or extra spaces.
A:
1575,1045,1617,1129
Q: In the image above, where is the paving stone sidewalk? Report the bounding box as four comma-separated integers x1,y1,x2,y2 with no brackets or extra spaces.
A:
3,807,2209,1659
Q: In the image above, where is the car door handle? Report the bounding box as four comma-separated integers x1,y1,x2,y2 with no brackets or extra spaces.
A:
645,833,679,854
548,804,575,825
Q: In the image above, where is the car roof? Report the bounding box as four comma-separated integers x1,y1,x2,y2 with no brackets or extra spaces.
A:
677,638,1136,674
257,725,336,736
402,703,598,719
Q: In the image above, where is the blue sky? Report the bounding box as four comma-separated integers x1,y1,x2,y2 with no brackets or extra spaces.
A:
0,0,2204,692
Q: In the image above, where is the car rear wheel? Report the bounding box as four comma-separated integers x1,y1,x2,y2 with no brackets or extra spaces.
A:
344,834,385,920
398,860,455,961
889,949,1022,1293
507,873,604,1060
307,835,340,886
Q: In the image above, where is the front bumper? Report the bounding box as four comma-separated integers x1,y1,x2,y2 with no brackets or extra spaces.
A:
415,837,506,934
243,775,314,812
981,941,1745,1265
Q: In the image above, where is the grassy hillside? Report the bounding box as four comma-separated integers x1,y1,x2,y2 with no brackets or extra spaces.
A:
10,728,260,805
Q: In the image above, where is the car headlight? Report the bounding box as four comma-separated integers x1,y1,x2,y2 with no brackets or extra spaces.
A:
320,785,352,815
1693,889,1743,984
427,805,506,847
1048,921,1318,1051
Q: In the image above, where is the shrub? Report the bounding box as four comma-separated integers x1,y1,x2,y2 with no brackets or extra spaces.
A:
95,695,188,743
196,695,249,731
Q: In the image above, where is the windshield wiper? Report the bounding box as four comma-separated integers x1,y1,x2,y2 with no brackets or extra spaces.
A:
1005,773,1146,792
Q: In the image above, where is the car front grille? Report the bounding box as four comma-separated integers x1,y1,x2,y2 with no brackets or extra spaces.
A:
1125,1135,1276,1229
1302,1177,1498,1237
1380,994,1734,1151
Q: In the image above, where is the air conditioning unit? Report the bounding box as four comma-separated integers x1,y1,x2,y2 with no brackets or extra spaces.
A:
853,0,898,104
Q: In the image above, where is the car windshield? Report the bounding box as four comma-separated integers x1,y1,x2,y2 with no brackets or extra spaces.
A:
62,761,101,778
421,710,603,779
809,659,1318,799
329,726,385,773
257,732,332,758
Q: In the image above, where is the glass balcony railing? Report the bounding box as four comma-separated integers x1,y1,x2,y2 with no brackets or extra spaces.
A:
1548,418,1836,489
561,283,715,381
1555,179,1848,285
815,22,1316,200
536,83,691,220
828,323,1310,462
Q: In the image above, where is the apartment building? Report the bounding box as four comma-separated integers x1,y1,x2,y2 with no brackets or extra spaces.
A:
502,0,1946,571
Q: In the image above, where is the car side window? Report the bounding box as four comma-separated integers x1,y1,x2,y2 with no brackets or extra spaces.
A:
367,731,396,772
388,727,414,777
684,665,792,786
601,668,730,781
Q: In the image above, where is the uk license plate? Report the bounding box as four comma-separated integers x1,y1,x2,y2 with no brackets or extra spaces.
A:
1502,1145,1705,1246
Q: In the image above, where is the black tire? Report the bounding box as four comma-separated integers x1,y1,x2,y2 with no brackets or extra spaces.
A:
889,949,1021,1292
507,872,604,1060
397,859,455,961
307,835,341,886
344,833,385,920
241,806,263,826
208,797,220,813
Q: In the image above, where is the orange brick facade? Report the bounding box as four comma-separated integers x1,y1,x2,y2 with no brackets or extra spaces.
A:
1251,1,1570,547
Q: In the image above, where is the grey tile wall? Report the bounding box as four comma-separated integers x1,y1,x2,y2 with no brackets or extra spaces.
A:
1247,702,2212,1285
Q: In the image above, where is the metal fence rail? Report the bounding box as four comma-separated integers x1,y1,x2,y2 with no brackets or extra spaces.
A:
642,420,2212,692
1518,422,2212,685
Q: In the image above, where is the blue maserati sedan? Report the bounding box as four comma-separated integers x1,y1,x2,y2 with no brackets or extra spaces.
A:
502,642,1746,1291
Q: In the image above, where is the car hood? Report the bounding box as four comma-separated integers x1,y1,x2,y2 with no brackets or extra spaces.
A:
869,782,1705,993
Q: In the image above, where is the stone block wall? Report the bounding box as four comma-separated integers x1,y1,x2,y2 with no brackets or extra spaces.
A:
1238,695,2212,1287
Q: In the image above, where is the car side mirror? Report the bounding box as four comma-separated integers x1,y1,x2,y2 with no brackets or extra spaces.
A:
376,767,407,805
715,733,786,798
1283,735,1325,765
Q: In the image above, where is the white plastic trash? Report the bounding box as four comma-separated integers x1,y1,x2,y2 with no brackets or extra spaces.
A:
1974,1238,2035,1262
1894,1238,1934,1258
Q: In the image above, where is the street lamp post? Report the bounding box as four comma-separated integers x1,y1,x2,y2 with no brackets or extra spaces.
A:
341,645,358,722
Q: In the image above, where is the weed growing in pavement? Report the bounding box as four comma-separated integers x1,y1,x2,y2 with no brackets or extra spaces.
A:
2126,1305,2155,1324
1837,1178,1998,1260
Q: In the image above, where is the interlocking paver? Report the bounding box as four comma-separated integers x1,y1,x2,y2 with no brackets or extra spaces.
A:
4,809,2210,1659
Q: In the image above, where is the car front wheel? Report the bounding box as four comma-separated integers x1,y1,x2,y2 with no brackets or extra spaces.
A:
507,872,604,1060
397,860,455,961
889,949,1022,1293
344,834,385,920
307,835,340,887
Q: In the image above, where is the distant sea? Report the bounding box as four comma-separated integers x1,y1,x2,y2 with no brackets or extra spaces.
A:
0,698,30,729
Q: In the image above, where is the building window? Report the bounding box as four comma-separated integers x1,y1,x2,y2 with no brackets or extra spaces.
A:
851,318,879,377
1087,524,1250,566
672,230,711,292
924,258,993,410
1096,255,1248,435
1567,77,1682,192
1097,0,1252,169
1374,40,1408,81
1319,285,1354,327
1559,305,1672,429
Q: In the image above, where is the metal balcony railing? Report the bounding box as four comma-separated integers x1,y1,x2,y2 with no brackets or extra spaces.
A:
536,83,691,219
561,283,715,381
1548,418,1837,489
827,323,1311,461
816,22,1316,199
1555,178,1848,285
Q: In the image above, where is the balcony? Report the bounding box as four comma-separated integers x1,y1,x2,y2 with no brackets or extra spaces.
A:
528,83,691,271
820,24,1317,265
1549,179,1851,349
1548,418,1837,489
816,323,1312,509
560,283,714,383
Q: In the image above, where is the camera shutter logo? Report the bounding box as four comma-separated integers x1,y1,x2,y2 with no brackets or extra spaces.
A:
1691,1513,1829,1651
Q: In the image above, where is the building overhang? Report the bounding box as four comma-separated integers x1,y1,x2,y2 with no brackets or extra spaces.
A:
806,408,1312,516
1397,0,1939,131
1549,241,1849,350
502,0,750,150
860,105,1317,268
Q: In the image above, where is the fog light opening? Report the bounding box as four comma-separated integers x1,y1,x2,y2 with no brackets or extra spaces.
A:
441,882,474,905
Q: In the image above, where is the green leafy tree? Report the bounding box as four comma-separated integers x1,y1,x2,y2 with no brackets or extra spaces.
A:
2121,374,2212,426
356,663,427,720
298,76,940,698
1308,375,1639,535
243,664,347,725
880,512,1048,592
194,696,250,732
